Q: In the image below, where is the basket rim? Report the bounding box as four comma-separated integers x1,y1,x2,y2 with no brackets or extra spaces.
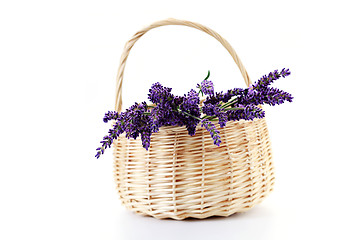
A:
142,118,262,134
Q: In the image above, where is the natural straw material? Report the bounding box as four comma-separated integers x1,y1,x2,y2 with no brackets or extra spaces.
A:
113,18,274,220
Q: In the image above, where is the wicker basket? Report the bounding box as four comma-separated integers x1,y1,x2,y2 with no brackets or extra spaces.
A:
113,18,274,220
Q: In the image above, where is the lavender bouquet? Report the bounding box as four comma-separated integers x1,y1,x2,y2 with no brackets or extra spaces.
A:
96,69,293,159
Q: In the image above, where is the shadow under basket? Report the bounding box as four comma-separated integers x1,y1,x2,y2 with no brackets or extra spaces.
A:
112,18,275,220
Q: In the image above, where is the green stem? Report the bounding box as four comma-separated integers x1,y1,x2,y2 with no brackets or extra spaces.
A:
205,116,218,121
201,115,211,120
204,70,210,80
219,98,238,109
181,110,202,121
199,89,204,97
201,107,245,121
223,107,245,111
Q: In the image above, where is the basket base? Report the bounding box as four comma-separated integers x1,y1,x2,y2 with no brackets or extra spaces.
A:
120,187,274,220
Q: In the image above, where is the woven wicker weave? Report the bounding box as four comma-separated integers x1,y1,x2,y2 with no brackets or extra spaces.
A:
113,18,274,220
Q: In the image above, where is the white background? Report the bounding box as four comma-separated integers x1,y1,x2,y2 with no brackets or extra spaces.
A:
1,0,359,239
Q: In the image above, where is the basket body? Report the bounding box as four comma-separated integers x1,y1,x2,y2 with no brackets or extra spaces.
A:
113,118,274,220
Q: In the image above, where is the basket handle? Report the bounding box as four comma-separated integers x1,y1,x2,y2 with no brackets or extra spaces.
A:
115,18,252,112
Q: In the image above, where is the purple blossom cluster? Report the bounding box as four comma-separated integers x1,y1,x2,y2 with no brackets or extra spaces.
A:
95,102,154,159
96,69,293,158
201,119,221,146
197,79,214,96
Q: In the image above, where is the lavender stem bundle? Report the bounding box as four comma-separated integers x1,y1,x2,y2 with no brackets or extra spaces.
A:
96,68,293,159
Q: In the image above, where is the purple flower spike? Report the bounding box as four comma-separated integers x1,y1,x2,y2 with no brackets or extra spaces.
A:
217,112,228,128
180,89,201,136
197,79,214,96
202,103,219,116
252,68,291,90
202,102,228,127
227,105,265,121
140,131,151,150
281,68,291,77
103,111,119,123
148,82,173,104
201,119,221,146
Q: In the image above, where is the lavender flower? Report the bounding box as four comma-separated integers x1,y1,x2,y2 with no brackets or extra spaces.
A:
202,103,219,116
238,87,293,106
209,69,292,109
95,102,152,158
180,89,201,135
103,111,119,123
252,68,291,90
96,112,126,159
204,87,246,105
197,79,214,96
202,102,228,127
227,105,265,121
96,69,293,158
201,119,221,146
217,112,228,127
258,87,293,106
140,130,151,150
148,82,173,104
180,89,200,113
125,102,150,140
